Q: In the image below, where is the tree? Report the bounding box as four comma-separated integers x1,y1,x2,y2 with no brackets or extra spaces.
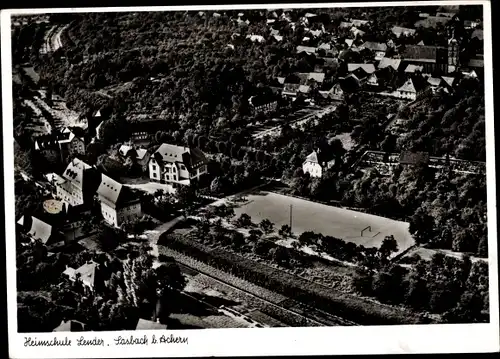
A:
477,236,488,257
214,204,235,221
409,208,435,245
175,185,198,217
259,219,274,234
254,239,271,257
210,177,224,194
230,231,245,249
278,224,292,238
271,246,290,267
155,261,186,297
378,235,398,261
235,213,252,228
352,268,373,296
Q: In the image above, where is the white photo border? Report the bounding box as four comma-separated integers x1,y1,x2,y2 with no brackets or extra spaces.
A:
2,1,499,357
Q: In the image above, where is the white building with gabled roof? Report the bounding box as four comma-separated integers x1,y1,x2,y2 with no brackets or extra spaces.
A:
302,149,335,178
149,144,208,189
53,158,100,208
96,174,141,227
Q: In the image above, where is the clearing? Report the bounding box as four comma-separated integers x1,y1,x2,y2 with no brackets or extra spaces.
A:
231,191,414,254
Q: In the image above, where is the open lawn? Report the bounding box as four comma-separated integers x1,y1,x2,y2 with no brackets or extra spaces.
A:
232,191,414,254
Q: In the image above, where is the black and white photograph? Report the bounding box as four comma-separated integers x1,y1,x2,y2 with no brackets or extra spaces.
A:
2,1,499,357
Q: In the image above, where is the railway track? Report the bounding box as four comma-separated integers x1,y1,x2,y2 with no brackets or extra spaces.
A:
167,247,357,327
175,261,327,327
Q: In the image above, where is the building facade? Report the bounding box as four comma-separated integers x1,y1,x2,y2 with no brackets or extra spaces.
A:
96,174,142,227
302,150,335,178
149,144,208,188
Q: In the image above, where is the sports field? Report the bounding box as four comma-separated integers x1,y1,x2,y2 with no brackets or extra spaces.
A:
232,191,414,254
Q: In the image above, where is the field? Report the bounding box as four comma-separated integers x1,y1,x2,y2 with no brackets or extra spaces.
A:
232,191,414,254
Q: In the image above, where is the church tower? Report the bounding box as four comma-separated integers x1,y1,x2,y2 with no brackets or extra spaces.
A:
447,29,460,73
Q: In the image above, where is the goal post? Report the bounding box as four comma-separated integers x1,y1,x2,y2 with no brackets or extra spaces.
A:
361,226,371,237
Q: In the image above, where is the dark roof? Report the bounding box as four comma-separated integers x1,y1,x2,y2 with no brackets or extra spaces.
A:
468,58,484,68
250,95,277,107
153,144,207,170
401,45,444,63
97,174,138,208
303,150,335,166
414,16,450,28
128,118,167,133
399,151,430,165
362,41,387,52
471,29,483,41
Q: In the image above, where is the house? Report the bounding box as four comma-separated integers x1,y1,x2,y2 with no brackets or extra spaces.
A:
94,121,103,141
53,320,87,332
298,85,311,95
468,58,484,69
435,12,456,19
462,69,478,79
366,73,380,87
299,72,325,84
129,119,167,145
57,127,86,163
414,16,450,29
391,26,416,38
96,174,142,227
427,77,442,91
296,45,317,55
404,64,424,74
63,260,103,292
273,34,283,42
347,63,376,80
361,41,387,60
20,215,64,247
399,151,430,166
441,76,456,89
350,27,365,38
302,149,335,178
246,34,265,43
149,144,208,188
52,158,100,208
282,83,301,97
340,21,353,29
378,58,402,71
119,144,151,172
249,95,278,114
351,19,370,27
318,82,345,102
394,78,426,100
135,318,167,330
400,45,448,73
464,20,478,29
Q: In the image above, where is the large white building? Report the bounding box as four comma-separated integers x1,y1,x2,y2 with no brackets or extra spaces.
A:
148,144,208,189
302,150,335,178
96,174,142,227
51,158,100,208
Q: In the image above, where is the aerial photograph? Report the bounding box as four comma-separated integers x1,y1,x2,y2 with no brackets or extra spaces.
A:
10,3,489,333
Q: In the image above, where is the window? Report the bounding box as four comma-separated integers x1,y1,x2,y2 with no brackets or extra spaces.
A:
152,164,157,170
152,173,157,178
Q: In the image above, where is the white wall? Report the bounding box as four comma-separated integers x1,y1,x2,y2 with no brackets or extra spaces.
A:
149,158,162,181
302,161,323,178
101,202,118,227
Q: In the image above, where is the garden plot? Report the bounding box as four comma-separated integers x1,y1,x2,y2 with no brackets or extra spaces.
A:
232,191,414,254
